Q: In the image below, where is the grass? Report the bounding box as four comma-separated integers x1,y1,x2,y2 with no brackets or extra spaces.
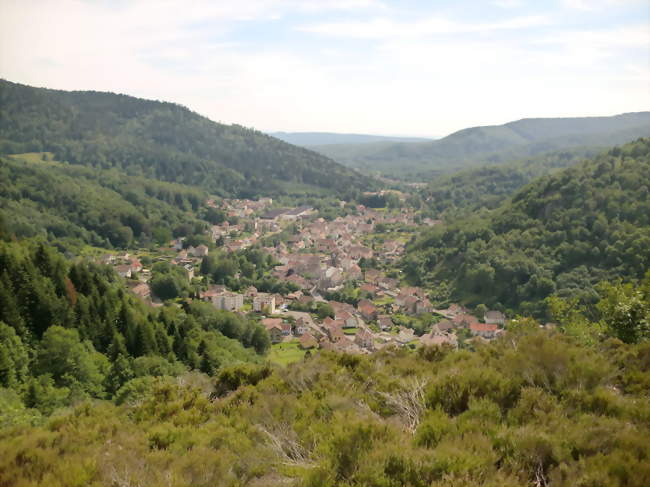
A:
9,152,55,163
373,296,394,306
343,328,358,335
268,340,306,366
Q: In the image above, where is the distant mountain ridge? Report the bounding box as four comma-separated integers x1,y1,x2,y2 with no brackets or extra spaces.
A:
0,79,375,198
269,131,433,146
313,112,650,177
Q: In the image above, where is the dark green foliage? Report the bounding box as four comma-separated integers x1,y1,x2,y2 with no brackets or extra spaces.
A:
0,239,266,415
0,79,374,199
0,154,207,249
421,149,593,219
404,139,650,314
198,247,298,295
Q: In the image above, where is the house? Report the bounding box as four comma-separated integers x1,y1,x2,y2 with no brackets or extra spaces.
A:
294,317,310,336
357,300,378,321
484,310,506,326
130,258,143,273
281,205,313,220
194,245,209,257
337,311,358,328
377,315,393,331
322,319,345,342
347,264,363,281
253,293,276,314
171,238,185,251
115,265,132,279
130,283,151,300
453,313,480,328
395,328,416,344
420,332,458,348
183,264,195,280
299,333,318,350
200,285,226,302
268,325,284,344
261,208,289,220
436,319,455,333
212,291,244,311
354,328,375,350
469,322,499,339
377,277,399,290
348,245,373,260
262,318,284,344
359,283,380,297
401,295,420,314
364,269,382,284
415,298,433,315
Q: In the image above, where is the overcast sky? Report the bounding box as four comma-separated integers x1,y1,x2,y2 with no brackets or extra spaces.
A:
1,0,648,137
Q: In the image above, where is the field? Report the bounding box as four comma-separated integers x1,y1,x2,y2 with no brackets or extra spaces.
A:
268,340,306,366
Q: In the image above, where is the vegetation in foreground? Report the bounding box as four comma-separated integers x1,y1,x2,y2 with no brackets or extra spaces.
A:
1,262,649,486
1,321,649,486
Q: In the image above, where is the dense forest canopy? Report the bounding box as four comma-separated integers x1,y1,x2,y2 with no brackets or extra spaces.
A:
403,138,650,316
0,237,269,416
0,153,209,249
419,148,598,220
0,79,375,199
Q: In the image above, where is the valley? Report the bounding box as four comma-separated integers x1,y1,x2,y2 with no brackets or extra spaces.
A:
1,81,648,487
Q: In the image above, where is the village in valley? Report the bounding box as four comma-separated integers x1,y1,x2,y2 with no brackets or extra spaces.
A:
100,193,507,365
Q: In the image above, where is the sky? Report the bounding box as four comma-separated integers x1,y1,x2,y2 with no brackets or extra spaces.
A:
1,0,649,137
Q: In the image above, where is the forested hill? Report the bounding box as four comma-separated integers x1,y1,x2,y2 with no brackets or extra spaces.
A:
420,147,599,220
403,138,650,315
0,80,373,198
318,112,650,177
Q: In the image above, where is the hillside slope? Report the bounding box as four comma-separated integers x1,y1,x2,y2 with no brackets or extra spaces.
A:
420,147,599,220
0,80,374,198
403,138,650,314
318,113,650,177
0,153,209,248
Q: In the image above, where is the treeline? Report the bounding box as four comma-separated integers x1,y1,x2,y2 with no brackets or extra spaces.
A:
1,280,648,485
0,79,374,199
0,238,269,416
403,138,650,315
0,154,208,249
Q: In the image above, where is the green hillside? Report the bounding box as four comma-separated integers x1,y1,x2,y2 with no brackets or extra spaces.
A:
315,113,650,178
403,138,650,315
0,238,268,413
0,153,209,249
0,80,374,198
420,148,598,220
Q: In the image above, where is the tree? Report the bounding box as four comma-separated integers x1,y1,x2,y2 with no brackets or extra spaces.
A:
597,273,650,344
316,302,335,320
0,322,30,389
34,326,108,397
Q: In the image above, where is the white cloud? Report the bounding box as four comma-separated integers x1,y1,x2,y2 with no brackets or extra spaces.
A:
492,0,523,8
0,0,647,136
561,0,648,10
298,14,550,38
